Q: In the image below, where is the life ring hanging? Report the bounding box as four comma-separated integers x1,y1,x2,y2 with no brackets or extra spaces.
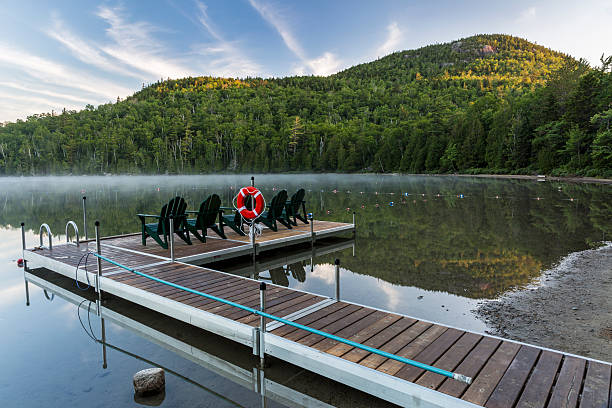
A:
236,186,265,220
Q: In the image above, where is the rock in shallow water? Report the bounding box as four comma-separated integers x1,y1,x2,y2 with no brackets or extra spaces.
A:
133,368,165,396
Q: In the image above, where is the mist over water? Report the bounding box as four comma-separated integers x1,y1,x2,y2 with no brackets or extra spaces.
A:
0,174,610,407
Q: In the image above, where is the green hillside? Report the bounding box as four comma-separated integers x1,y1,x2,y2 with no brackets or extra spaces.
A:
1,34,610,176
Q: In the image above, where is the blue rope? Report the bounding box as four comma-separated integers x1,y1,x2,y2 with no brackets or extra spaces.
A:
93,252,471,384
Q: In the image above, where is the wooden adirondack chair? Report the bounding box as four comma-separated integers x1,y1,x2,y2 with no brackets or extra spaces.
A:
137,196,192,249
185,194,226,242
283,188,308,226
259,190,292,232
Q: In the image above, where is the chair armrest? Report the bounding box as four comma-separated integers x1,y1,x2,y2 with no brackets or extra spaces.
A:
185,210,199,214
137,213,161,218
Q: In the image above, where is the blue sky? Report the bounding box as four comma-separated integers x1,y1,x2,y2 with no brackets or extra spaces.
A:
0,0,610,122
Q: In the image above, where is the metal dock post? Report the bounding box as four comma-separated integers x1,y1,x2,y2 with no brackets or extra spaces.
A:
259,282,266,368
21,222,30,306
82,196,88,240
334,259,340,301
95,221,102,316
169,216,175,262
308,212,314,248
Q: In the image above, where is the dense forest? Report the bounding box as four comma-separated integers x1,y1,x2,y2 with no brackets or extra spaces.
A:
1,34,611,177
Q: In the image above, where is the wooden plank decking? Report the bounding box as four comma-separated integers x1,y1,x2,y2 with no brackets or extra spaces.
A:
98,220,352,263
22,221,612,408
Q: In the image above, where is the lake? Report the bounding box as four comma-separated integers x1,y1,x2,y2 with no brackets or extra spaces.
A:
1,174,610,407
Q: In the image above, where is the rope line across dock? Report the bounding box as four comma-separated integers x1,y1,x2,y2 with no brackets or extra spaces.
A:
90,251,473,384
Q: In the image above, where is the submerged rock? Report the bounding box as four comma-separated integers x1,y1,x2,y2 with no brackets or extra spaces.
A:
133,368,165,396
134,390,166,406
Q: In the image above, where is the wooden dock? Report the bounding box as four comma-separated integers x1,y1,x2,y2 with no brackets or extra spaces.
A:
22,220,612,408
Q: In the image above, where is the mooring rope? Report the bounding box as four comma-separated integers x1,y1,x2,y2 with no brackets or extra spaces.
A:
74,251,93,290
232,188,266,239
90,251,472,384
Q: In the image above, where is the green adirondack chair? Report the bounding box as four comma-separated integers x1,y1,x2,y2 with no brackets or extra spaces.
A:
283,188,308,226
268,267,289,286
220,208,246,236
287,262,306,282
185,194,226,242
137,196,192,249
259,190,291,231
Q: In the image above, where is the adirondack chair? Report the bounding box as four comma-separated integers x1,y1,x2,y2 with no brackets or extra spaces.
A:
259,190,291,232
287,262,306,282
268,267,289,287
283,188,308,226
220,208,246,236
137,196,192,249
185,194,226,242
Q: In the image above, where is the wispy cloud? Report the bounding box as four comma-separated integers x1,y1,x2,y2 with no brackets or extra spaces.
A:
192,1,263,77
0,43,132,99
247,0,341,76
0,81,93,104
96,6,195,79
377,22,402,57
46,15,142,80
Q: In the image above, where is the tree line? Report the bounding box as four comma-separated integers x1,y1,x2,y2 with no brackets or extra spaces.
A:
0,34,610,177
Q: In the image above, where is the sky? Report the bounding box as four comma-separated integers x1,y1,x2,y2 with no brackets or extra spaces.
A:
0,0,610,122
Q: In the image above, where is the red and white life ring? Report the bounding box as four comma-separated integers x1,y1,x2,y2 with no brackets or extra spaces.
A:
236,186,265,220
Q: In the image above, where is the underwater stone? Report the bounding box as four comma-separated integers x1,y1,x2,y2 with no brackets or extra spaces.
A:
133,368,165,396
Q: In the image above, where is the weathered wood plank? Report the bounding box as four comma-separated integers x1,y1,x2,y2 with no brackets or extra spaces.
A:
202,286,287,313
484,345,541,408
295,308,376,346
376,324,447,375
547,356,586,408
270,302,349,337
415,332,482,390
237,293,317,324
228,291,309,321
515,350,563,408
283,304,362,341
437,336,501,397
310,309,387,351
579,361,611,408
460,341,521,405
340,317,417,363
392,328,464,380
359,320,432,369
324,313,403,356
242,296,324,327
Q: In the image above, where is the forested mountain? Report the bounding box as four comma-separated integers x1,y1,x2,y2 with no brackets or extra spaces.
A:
1,34,611,176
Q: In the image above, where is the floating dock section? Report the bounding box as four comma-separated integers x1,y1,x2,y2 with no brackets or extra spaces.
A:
22,219,612,408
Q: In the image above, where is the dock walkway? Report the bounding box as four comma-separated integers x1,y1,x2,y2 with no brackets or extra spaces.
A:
22,220,612,408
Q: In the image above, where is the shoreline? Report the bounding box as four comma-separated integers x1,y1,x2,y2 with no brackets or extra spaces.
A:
475,243,612,361
0,172,611,185
447,173,612,185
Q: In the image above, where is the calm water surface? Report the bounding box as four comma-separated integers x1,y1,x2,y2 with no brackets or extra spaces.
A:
0,174,610,407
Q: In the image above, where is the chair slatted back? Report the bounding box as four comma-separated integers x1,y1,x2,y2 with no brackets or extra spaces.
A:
165,196,186,232
156,204,168,232
197,194,221,228
267,190,288,219
289,188,305,213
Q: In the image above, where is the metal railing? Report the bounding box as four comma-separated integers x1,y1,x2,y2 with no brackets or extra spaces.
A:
91,251,472,384
65,221,80,247
39,223,52,250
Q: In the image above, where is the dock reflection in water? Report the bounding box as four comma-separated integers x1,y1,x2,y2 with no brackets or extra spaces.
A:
23,238,392,408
